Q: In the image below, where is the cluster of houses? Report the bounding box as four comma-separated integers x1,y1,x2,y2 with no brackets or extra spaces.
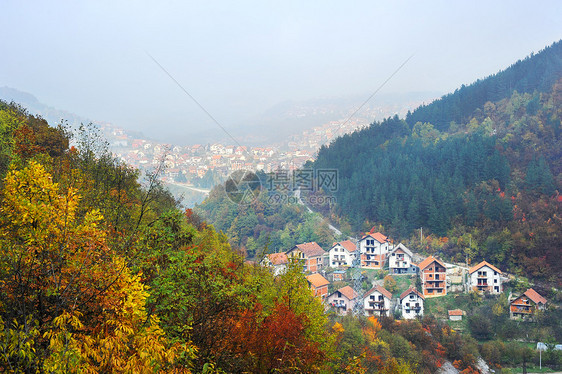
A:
262,228,548,321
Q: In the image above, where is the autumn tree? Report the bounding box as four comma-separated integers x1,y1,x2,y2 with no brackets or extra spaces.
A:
0,161,190,372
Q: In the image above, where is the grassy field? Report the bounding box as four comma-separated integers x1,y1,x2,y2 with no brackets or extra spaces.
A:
390,274,416,298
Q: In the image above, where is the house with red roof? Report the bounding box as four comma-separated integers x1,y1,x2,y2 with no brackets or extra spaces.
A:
327,286,359,315
261,252,288,276
328,240,358,268
358,230,391,269
418,256,447,298
306,273,330,300
389,243,417,274
363,285,393,317
400,287,424,319
510,288,547,320
468,261,503,294
448,309,464,321
286,242,325,273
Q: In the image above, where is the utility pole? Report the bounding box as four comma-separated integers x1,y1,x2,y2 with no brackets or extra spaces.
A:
419,227,423,245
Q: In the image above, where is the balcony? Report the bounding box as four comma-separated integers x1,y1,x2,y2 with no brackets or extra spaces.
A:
368,303,387,310
424,284,444,289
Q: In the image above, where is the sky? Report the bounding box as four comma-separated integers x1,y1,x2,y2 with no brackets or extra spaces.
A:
1,1,561,143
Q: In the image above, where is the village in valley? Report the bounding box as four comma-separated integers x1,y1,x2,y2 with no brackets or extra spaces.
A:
261,228,548,324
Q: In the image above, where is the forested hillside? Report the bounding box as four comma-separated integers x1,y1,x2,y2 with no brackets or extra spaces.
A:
311,41,562,284
405,40,562,130
0,100,492,373
0,102,337,372
196,182,340,257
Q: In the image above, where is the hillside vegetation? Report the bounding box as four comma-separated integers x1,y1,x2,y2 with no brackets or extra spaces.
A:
310,41,562,284
1,101,494,373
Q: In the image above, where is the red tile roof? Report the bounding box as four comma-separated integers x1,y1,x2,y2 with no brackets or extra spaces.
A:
469,260,502,275
448,309,463,316
418,256,446,271
293,242,325,257
400,287,425,300
364,285,393,300
333,240,357,253
267,252,288,266
523,288,547,305
337,286,359,300
362,232,388,243
306,273,329,288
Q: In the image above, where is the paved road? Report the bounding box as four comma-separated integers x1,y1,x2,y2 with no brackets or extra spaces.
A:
166,181,210,195
294,189,344,237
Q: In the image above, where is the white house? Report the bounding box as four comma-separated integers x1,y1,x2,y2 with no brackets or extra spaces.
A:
327,286,359,315
363,285,392,317
328,240,358,268
262,252,288,276
468,261,503,294
399,287,424,319
358,231,391,269
448,309,464,321
388,243,417,274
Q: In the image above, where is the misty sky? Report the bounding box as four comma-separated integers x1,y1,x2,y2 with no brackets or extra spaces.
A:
1,1,561,143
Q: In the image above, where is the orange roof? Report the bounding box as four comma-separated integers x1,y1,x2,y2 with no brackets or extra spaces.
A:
337,286,359,300
448,309,463,316
523,288,547,305
364,285,392,300
333,240,357,252
400,287,425,300
469,260,502,275
267,252,288,266
293,242,325,257
362,232,388,243
306,273,329,288
418,256,446,271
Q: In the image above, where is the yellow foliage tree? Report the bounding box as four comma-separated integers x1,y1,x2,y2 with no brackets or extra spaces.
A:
0,161,193,372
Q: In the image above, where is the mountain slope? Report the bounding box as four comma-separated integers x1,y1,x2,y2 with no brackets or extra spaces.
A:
405,40,562,131
311,41,562,283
